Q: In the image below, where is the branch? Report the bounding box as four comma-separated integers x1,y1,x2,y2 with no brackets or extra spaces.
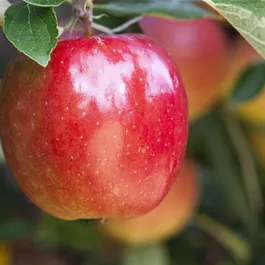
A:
112,16,143,33
92,16,143,35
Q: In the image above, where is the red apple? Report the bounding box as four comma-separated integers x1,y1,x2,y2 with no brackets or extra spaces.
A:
139,17,229,120
98,159,199,246
0,34,188,220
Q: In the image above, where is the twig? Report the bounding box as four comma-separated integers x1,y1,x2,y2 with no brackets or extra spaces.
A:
92,22,113,35
112,16,143,33
58,26,64,36
92,16,143,35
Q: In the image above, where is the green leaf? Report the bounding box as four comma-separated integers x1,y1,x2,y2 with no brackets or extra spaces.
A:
167,231,202,265
201,110,259,237
222,104,263,220
231,62,265,103
4,2,58,67
197,166,227,216
194,214,251,263
37,214,100,251
123,244,170,265
94,0,213,19
0,0,10,27
24,0,64,7
202,0,265,60
24,0,65,7
0,219,34,241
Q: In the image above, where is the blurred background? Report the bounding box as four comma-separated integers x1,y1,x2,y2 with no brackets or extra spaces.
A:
1,0,265,264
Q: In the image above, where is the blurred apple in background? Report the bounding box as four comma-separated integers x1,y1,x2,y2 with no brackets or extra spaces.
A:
139,16,229,121
98,159,200,246
222,36,261,98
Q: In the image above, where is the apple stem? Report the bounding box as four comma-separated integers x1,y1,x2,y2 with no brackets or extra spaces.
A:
74,0,93,37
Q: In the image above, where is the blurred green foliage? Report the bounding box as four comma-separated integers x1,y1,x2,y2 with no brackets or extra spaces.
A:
1,1,265,265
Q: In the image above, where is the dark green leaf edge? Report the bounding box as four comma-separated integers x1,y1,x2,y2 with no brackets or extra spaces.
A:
3,2,59,67
231,62,265,104
23,0,65,8
94,1,214,20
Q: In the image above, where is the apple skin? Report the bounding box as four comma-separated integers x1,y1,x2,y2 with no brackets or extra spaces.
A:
139,17,229,120
98,159,199,246
0,34,188,220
